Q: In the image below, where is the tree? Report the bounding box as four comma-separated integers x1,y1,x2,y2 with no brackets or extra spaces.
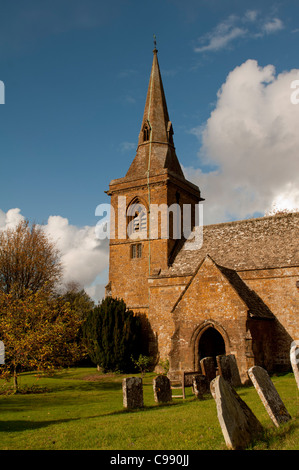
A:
0,288,84,392
59,282,95,364
131,354,153,377
83,297,142,373
0,220,62,298
59,282,95,321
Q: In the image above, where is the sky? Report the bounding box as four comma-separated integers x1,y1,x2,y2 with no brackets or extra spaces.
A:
0,0,298,301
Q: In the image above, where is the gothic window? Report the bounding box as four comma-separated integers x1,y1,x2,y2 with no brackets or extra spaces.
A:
143,123,150,142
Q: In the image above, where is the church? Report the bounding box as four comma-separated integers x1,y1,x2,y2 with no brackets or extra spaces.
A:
105,46,299,384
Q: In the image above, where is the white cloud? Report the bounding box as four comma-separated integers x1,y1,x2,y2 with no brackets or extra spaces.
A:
263,18,284,34
243,10,259,23
43,215,109,298
0,209,109,302
184,60,299,224
194,11,284,53
269,183,299,214
0,208,25,230
194,15,247,53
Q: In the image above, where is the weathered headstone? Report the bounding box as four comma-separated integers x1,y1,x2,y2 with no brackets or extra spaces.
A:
122,377,143,409
210,375,263,450
248,366,291,427
290,342,299,390
217,354,242,387
192,374,209,399
153,375,172,403
200,357,216,383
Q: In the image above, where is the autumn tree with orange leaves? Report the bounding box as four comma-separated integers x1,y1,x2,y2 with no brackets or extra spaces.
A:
0,221,85,391
0,290,83,391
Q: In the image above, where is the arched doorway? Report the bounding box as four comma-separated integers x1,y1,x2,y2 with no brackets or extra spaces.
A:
198,327,225,366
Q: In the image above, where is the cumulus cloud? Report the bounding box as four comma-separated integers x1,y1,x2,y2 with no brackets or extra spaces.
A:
43,215,109,293
0,209,109,302
184,60,299,224
0,208,25,229
194,10,284,53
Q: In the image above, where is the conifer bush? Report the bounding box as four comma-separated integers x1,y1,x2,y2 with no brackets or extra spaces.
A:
83,297,143,373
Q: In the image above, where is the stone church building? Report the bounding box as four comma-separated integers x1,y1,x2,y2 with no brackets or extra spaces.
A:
105,47,299,384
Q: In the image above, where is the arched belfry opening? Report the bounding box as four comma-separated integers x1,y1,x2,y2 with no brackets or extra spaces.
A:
126,198,148,240
197,327,225,366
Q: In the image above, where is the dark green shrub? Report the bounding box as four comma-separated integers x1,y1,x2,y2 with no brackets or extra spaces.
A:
83,297,142,372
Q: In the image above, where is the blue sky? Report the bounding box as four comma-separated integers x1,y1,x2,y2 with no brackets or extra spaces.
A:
0,0,298,299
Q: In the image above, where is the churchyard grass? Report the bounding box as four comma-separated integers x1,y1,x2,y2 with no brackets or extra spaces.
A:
0,368,298,450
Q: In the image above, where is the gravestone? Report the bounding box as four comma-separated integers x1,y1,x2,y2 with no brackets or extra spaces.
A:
122,377,143,409
192,374,209,399
290,343,299,390
217,354,241,387
153,375,172,403
248,366,291,427
210,376,263,450
200,357,216,383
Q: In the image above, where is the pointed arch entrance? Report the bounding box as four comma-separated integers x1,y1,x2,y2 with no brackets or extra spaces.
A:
198,327,225,364
191,322,229,370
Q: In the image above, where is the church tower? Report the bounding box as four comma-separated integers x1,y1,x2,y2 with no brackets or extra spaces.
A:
106,45,203,315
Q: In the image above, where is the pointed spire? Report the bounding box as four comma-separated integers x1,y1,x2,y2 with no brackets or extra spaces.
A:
125,45,185,180
138,44,170,145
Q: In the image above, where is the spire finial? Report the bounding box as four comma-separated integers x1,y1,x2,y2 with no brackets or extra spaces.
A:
153,34,157,52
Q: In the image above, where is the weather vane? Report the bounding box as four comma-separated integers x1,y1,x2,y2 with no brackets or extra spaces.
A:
153,34,157,50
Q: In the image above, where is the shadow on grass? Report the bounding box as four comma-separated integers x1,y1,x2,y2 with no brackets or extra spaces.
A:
0,417,80,433
95,399,193,417
0,400,191,435
249,417,299,450
51,381,123,393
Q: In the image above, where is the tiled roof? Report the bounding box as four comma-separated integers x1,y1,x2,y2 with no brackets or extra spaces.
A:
165,212,299,276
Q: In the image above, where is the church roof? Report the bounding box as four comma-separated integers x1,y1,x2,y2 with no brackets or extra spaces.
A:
125,47,185,181
216,263,275,319
164,211,299,276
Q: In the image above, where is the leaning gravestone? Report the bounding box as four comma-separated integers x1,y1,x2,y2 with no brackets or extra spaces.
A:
192,374,209,399
122,377,143,409
217,354,241,387
210,375,263,450
248,366,291,427
200,357,216,383
153,375,172,403
290,342,299,390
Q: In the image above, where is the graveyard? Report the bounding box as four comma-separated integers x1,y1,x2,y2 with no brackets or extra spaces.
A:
0,366,298,450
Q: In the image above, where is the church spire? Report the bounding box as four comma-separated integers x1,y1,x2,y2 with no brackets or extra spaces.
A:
138,39,170,145
125,44,185,180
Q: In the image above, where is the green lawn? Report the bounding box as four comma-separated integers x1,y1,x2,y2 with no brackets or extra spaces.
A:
0,368,298,450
